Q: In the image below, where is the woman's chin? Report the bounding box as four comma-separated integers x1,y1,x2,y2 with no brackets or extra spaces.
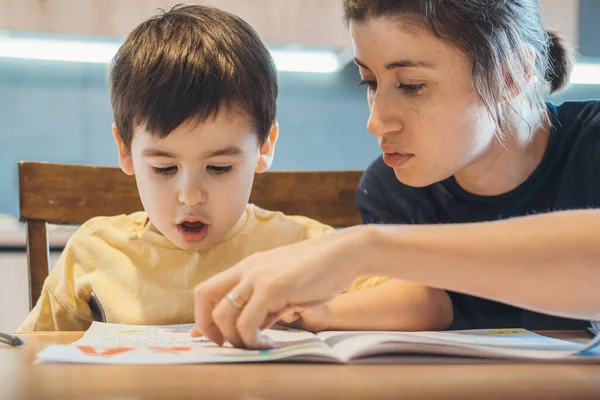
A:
392,168,438,188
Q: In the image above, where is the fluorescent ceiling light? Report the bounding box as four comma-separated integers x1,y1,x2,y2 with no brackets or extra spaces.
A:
570,63,600,85
3,35,598,81
0,36,340,73
270,49,339,73
0,37,120,64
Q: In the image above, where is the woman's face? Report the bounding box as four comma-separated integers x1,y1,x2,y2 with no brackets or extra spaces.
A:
351,16,498,187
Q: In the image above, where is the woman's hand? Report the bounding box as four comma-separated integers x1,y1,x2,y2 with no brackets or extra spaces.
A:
192,227,367,348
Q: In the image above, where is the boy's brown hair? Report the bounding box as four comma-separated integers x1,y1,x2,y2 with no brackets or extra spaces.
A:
109,4,278,149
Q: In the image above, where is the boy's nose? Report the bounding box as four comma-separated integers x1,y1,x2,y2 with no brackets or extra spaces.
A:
177,182,207,206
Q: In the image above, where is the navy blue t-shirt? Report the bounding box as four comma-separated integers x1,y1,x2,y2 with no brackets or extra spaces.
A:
356,101,600,330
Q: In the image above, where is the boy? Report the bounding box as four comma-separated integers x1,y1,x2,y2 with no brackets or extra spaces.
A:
20,5,445,333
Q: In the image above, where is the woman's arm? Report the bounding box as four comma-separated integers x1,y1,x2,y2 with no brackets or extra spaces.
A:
363,209,600,321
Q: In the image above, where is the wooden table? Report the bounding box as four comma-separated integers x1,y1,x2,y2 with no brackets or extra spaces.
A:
1,331,599,400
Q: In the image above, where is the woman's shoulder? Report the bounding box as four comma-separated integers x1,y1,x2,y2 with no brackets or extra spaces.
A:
551,101,600,204
555,100,600,117
554,101,600,140
548,101,600,170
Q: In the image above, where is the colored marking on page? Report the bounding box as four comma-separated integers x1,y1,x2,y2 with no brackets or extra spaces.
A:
149,347,192,353
115,329,144,335
488,329,527,335
163,329,192,334
217,343,328,358
77,346,134,357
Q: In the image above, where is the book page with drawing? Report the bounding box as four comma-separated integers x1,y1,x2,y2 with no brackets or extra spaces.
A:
35,322,600,364
38,322,339,364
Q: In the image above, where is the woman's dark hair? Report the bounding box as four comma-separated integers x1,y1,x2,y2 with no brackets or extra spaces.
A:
344,0,573,135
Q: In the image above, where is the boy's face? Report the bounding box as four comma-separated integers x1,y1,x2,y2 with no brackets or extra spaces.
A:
113,110,278,251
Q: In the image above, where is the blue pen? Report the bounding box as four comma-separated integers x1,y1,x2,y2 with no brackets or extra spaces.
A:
0,332,23,346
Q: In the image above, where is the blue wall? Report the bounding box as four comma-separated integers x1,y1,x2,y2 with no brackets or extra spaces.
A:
579,0,600,58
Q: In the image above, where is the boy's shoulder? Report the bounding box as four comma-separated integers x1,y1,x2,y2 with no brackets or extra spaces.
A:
42,212,149,283
68,212,148,246
245,204,335,240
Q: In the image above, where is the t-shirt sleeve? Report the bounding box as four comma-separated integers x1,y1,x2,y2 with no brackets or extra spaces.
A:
18,281,91,332
301,219,336,239
591,121,600,204
557,102,600,207
345,276,391,293
17,227,95,332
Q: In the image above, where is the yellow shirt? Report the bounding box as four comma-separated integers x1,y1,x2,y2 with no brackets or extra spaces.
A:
19,204,387,332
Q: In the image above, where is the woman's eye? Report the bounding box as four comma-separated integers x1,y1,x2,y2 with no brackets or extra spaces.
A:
357,80,378,91
399,83,426,95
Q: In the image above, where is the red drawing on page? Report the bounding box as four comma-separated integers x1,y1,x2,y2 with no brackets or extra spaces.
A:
77,346,134,357
149,347,192,353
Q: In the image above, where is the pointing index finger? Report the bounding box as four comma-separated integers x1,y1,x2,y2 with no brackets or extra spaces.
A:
193,267,242,345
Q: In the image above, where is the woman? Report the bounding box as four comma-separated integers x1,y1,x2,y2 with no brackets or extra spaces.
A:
192,0,600,349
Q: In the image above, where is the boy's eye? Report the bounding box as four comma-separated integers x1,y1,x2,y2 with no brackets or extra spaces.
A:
152,166,177,176
207,165,233,175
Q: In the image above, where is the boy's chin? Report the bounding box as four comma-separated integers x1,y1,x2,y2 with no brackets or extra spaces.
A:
176,242,211,251
150,222,213,251
170,233,214,252
171,239,213,252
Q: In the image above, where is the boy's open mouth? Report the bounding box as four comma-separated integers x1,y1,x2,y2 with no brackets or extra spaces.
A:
176,220,209,243
179,221,205,232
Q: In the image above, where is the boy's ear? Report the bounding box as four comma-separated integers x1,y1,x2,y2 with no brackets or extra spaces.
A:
112,123,135,176
255,122,279,173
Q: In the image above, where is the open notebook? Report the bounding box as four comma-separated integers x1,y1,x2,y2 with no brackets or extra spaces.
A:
36,322,600,365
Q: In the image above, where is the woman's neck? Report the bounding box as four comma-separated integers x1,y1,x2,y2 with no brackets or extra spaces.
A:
453,117,551,197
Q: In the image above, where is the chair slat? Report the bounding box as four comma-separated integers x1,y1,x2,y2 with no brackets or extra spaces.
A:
26,220,49,310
